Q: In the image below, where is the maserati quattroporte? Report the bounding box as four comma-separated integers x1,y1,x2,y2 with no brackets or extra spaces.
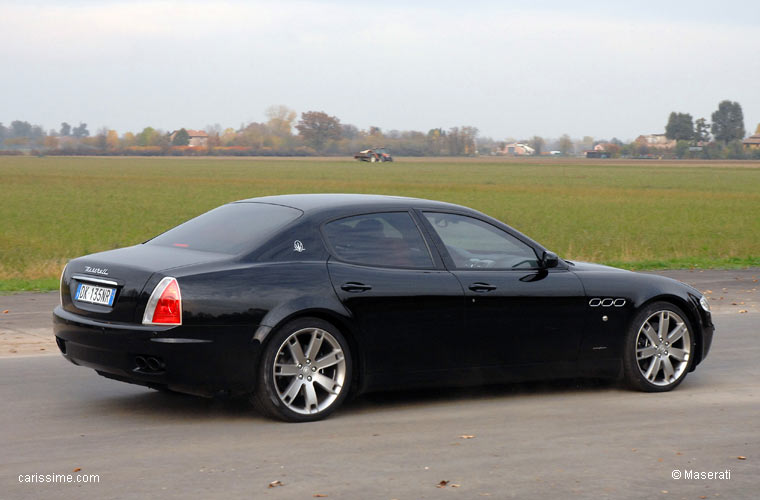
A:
54,194,714,421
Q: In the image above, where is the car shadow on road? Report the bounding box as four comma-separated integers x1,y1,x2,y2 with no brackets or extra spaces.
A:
92,387,270,422
341,378,621,415
85,377,621,422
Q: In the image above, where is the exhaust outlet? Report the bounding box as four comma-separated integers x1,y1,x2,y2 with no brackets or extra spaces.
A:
135,356,148,370
146,357,163,371
135,355,165,373
56,337,67,355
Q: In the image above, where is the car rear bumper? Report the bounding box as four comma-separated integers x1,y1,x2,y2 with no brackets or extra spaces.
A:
53,306,261,397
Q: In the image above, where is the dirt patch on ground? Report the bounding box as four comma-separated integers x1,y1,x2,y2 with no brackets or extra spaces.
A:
0,292,59,357
0,269,757,358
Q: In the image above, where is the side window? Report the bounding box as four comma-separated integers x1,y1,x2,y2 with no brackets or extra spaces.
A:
323,212,433,268
423,212,539,269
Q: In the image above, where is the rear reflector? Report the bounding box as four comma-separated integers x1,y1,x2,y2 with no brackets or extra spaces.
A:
142,277,182,325
59,264,67,307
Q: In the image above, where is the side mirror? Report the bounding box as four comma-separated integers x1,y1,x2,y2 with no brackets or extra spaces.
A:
541,251,559,269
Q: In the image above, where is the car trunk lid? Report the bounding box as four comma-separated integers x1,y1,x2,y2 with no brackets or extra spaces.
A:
61,244,229,323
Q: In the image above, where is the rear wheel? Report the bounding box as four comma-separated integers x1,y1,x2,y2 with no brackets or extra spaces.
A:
252,318,351,422
623,301,695,392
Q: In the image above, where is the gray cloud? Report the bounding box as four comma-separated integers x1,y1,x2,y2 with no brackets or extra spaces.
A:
1,0,758,140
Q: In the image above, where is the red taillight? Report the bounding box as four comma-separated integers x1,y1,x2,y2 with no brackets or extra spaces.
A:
142,277,182,325
153,280,181,324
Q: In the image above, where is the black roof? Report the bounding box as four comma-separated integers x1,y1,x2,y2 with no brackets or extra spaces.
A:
233,193,546,255
235,194,467,213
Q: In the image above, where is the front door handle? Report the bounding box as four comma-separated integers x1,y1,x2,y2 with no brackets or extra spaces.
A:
341,282,373,293
469,282,497,292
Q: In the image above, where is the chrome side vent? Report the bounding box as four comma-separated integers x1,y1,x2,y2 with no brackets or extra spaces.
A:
589,298,626,307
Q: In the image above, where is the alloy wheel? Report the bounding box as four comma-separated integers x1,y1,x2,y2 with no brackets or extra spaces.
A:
635,310,692,387
272,327,347,415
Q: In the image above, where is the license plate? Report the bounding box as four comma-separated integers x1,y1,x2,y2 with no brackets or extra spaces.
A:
75,283,116,307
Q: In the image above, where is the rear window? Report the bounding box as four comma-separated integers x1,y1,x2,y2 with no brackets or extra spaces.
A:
323,212,433,268
146,203,302,254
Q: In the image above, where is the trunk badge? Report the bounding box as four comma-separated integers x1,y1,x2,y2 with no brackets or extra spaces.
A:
84,266,109,275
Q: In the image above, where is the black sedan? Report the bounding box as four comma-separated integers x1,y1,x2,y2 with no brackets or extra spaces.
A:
54,194,714,421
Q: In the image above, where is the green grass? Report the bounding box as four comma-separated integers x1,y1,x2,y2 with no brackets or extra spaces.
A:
0,278,60,294
2,156,759,291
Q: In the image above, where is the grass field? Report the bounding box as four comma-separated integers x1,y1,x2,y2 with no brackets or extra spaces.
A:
2,156,759,291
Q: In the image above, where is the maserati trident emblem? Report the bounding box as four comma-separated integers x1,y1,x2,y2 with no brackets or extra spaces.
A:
293,240,305,253
84,266,109,275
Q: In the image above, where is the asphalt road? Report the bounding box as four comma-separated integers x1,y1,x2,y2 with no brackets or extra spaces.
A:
1,310,758,499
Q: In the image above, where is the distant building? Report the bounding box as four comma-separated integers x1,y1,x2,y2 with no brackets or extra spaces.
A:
502,142,535,156
170,129,209,147
742,134,760,150
187,130,208,147
592,142,620,157
635,134,676,149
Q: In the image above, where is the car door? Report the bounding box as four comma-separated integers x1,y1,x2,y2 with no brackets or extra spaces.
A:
419,211,586,375
323,211,466,388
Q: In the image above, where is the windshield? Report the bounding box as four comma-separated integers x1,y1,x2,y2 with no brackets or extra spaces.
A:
146,202,302,255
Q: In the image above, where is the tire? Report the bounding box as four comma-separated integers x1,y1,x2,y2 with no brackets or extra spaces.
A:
622,301,695,392
370,155,377,163
252,317,352,422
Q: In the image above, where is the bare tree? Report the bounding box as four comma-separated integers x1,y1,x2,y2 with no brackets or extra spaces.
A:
558,134,574,155
266,105,297,137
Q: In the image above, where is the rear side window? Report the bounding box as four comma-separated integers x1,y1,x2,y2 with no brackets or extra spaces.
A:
147,203,302,254
323,212,433,268
423,212,539,269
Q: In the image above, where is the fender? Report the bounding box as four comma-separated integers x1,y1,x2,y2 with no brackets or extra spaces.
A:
253,294,353,344
573,265,711,369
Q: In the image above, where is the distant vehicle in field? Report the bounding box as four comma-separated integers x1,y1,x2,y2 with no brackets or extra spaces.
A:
354,147,393,163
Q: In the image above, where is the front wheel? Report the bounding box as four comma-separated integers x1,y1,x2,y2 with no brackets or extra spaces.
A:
252,318,352,422
622,302,695,392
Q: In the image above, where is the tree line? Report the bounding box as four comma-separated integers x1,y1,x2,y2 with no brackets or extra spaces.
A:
0,106,480,157
660,100,757,159
665,100,746,143
1,101,757,159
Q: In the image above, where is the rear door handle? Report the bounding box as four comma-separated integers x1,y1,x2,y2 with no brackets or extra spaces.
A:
341,282,373,293
469,282,497,292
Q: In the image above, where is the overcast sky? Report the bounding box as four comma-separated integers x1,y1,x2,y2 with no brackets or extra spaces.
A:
2,0,759,141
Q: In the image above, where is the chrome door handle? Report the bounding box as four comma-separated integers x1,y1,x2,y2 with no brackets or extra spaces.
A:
341,282,372,293
469,282,497,292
